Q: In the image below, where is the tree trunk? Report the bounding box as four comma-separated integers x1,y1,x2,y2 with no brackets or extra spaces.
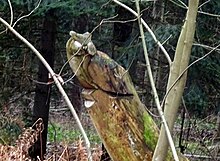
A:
153,1,199,160
30,10,56,160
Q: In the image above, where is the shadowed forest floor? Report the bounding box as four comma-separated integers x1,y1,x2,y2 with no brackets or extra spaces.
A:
0,93,218,160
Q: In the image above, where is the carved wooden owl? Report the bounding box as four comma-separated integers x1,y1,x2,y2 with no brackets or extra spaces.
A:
66,31,133,97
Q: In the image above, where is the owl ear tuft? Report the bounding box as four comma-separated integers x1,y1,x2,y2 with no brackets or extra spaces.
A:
69,31,76,36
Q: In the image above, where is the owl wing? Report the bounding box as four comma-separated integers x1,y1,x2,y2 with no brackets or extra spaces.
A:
87,51,133,97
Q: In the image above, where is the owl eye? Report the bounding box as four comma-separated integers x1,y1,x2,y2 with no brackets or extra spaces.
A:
74,41,82,48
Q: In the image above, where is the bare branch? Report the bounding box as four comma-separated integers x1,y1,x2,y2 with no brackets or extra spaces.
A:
13,0,42,28
8,0,13,26
193,43,220,53
161,43,220,109
198,10,220,17
0,0,13,34
112,0,172,66
198,0,211,9
134,0,179,160
176,0,187,8
170,0,220,18
64,54,89,84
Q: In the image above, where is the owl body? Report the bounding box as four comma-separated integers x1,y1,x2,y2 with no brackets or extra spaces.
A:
66,31,133,96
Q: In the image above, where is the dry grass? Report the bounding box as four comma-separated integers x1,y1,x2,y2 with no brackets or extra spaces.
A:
0,118,43,160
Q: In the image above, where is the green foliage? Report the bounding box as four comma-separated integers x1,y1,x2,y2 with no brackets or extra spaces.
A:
47,123,100,144
145,24,181,54
185,45,220,116
184,84,208,116
30,0,113,17
0,116,22,144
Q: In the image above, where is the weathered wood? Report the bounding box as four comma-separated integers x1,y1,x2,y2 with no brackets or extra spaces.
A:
66,33,159,160
66,32,187,161
85,51,159,160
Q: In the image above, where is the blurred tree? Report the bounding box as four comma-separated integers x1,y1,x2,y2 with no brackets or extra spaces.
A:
29,9,57,160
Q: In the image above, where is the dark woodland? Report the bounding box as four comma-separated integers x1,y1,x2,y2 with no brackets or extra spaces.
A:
0,0,220,160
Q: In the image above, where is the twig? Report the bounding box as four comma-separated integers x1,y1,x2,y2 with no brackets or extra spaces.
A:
0,17,92,161
112,0,172,66
198,10,220,17
101,17,138,24
0,0,13,34
184,154,220,160
8,0,13,26
193,43,220,53
176,0,187,8
134,0,179,160
170,0,220,18
12,0,42,28
161,43,220,109
58,51,80,76
198,0,211,9
64,54,89,84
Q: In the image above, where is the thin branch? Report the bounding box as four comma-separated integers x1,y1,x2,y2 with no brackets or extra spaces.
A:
64,54,89,84
8,0,13,26
0,17,92,161
90,14,120,35
58,48,83,75
170,0,220,18
169,0,186,8
112,0,172,66
134,0,179,160
193,43,220,53
0,0,13,34
102,17,138,24
161,34,172,45
12,0,42,28
198,0,211,9
161,43,220,109
198,10,220,17
176,0,187,8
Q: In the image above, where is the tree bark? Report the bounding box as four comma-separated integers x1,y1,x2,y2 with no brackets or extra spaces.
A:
30,10,56,160
153,1,199,160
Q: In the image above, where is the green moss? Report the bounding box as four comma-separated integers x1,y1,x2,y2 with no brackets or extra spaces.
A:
143,113,174,160
143,112,158,151
105,131,137,160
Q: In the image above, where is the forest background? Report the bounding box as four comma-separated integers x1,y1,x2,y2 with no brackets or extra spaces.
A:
0,0,220,160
